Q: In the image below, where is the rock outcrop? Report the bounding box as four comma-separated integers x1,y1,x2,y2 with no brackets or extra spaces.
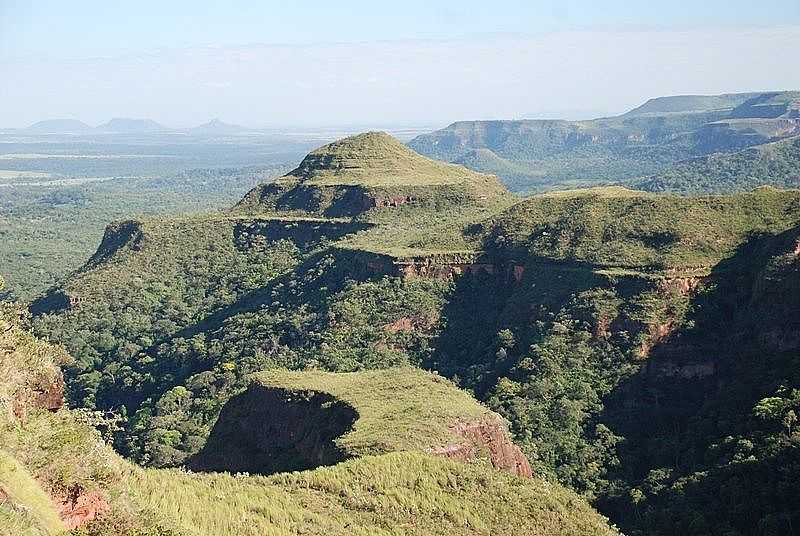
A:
429,417,533,478
55,485,110,530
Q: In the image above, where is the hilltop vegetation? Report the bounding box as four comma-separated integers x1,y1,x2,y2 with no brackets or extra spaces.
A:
247,368,492,456
235,131,516,257
485,186,800,269
410,91,800,193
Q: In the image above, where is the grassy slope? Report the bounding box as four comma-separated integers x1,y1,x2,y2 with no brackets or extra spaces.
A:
133,451,615,536
254,368,491,456
234,132,517,257
0,451,65,536
5,403,619,536
281,131,497,187
486,186,800,271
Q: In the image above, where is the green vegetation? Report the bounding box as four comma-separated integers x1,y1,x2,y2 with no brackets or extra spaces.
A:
0,165,286,301
634,136,800,194
235,131,516,257
485,186,800,270
131,452,616,536
253,368,491,456
0,451,65,536
274,131,495,187
1,273,618,535
409,91,800,193
17,132,800,535
622,93,760,116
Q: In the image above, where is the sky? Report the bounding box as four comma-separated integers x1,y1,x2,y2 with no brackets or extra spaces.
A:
2,0,800,127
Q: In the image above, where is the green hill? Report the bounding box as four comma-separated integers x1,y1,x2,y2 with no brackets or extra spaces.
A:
484,186,800,270
622,93,760,117
729,91,800,119
235,131,515,256
236,131,511,216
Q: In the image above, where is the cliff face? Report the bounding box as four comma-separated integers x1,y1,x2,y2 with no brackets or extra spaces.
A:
188,385,358,474
429,417,533,478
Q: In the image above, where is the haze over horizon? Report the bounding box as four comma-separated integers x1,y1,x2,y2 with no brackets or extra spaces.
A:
2,0,800,128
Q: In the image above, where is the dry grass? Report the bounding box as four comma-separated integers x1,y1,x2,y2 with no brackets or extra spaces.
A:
130,452,618,536
252,368,492,456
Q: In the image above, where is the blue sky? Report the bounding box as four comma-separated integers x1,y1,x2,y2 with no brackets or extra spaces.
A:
2,0,800,58
1,1,799,127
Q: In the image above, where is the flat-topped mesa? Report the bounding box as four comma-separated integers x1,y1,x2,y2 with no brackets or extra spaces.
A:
235,131,512,217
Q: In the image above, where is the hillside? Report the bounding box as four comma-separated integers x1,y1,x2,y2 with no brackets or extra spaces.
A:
484,186,800,271
634,135,800,194
1,273,617,535
190,368,532,477
235,131,515,256
26,135,800,535
409,91,800,193
622,93,761,117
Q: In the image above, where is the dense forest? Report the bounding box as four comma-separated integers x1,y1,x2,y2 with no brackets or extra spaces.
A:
0,274,619,536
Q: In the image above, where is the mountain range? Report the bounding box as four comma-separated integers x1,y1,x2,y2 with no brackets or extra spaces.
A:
3,130,795,535
409,90,800,193
17,117,251,135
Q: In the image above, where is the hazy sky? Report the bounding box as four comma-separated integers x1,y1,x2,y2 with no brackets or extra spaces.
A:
2,0,800,127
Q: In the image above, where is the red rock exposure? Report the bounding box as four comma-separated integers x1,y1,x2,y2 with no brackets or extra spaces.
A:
658,276,705,295
359,193,415,211
638,320,677,357
54,485,110,530
383,315,436,334
429,416,533,478
33,376,65,412
12,372,64,421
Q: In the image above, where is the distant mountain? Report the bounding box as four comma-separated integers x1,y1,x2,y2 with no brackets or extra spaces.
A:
96,117,167,132
24,119,92,134
409,91,800,193
622,93,761,117
190,118,249,135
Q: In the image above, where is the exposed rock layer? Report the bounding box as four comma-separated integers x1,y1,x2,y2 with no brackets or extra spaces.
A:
429,417,533,478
